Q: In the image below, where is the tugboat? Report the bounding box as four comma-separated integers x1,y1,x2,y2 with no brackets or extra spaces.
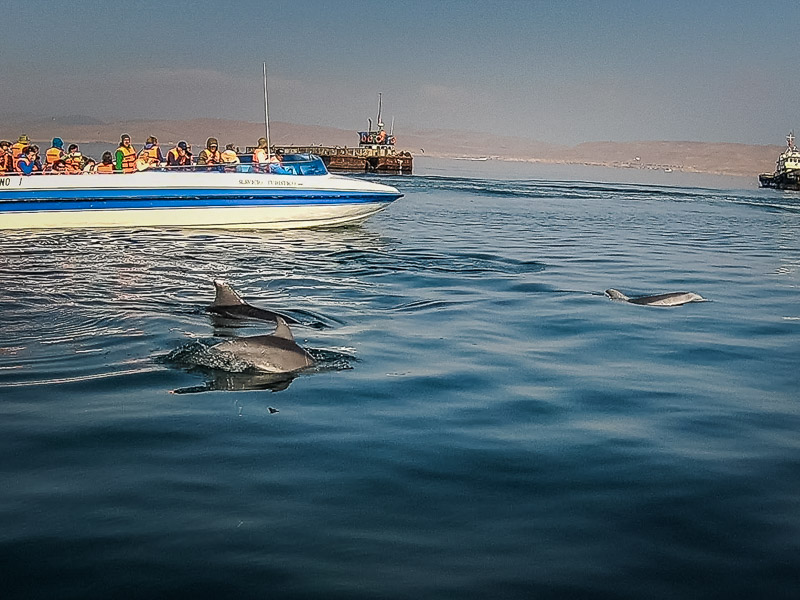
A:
759,132,800,189
270,94,413,174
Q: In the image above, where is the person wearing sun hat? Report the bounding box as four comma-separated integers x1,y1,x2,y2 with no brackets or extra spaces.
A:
10,134,30,160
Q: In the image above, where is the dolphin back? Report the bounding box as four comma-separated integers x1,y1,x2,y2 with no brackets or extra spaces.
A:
629,292,706,306
209,318,314,373
211,332,314,373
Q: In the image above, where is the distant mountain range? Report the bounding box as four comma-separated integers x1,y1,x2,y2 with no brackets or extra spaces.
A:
0,115,780,177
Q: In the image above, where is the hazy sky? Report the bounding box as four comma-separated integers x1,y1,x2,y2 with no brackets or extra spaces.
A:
2,0,799,145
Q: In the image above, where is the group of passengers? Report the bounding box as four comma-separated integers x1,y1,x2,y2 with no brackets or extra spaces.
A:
0,134,283,175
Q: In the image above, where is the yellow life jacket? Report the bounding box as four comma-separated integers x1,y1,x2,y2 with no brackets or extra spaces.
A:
45,147,64,165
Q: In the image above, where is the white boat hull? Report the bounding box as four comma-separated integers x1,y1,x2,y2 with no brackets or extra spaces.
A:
0,169,402,230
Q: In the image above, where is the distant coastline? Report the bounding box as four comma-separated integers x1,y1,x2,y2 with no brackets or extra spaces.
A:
0,116,780,177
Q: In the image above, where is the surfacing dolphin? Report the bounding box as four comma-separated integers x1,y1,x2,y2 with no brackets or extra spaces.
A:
605,288,707,307
209,317,315,373
207,280,300,324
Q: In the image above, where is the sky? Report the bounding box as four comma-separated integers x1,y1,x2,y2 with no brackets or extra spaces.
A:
2,0,799,146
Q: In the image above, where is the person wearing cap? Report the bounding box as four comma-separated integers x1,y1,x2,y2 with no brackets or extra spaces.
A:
115,134,137,173
167,141,192,168
197,137,222,168
10,134,31,160
0,140,14,174
44,138,65,170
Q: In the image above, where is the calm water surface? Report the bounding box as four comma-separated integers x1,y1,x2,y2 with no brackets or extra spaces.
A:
1,160,799,599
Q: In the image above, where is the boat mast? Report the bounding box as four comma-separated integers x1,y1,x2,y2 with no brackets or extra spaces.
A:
263,62,271,159
377,93,383,128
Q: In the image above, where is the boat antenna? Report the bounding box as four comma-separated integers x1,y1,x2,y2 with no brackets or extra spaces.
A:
263,62,271,159
390,116,394,136
377,93,383,128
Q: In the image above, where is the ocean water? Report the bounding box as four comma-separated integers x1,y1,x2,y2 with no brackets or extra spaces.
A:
1,159,799,599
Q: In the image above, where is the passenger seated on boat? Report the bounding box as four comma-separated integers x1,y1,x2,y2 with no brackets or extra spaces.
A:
64,144,85,174
45,138,65,170
115,134,137,173
221,143,239,164
96,151,115,173
10,134,30,160
51,159,68,174
252,137,269,172
0,141,12,174
82,157,97,173
268,149,290,174
167,141,192,168
31,145,43,172
136,136,164,171
14,146,39,175
197,137,223,170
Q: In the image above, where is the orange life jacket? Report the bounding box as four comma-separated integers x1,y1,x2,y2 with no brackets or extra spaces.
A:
96,163,115,174
251,148,268,172
45,147,64,165
138,146,160,162
10,142,26,159
199,149,221,165
116,144,137,173
64,152,84,173
0,151,12,174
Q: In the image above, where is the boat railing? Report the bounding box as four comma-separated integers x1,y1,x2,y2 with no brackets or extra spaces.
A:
16,154,329,177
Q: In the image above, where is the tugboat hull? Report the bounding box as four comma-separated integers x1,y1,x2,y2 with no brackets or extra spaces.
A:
759,171,800,190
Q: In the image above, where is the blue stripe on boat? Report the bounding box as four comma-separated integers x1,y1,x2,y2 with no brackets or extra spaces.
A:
0,189,401,212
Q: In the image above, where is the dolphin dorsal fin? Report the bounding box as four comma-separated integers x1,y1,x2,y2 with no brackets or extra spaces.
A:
212,280,246,306
605,289,629,301
272,317,295,341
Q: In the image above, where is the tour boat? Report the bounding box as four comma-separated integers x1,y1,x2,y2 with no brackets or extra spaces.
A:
0,154,403,230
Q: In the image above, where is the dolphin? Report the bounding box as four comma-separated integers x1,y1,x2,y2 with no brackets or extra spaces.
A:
207,280,300,324
208,317,315,373
605,288,707,307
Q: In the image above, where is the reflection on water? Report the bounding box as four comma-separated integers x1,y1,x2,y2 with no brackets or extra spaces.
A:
170,370,297,394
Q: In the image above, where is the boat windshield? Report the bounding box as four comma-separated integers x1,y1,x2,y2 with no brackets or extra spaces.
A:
277,154,328,175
